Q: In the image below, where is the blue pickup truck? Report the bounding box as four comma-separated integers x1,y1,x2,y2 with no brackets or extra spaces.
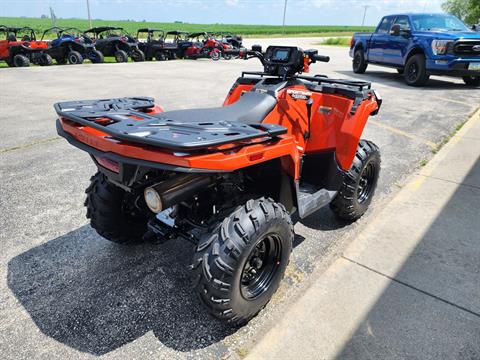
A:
350,13,480,86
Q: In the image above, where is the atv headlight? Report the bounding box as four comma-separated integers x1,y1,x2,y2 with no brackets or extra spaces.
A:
431,40,452,55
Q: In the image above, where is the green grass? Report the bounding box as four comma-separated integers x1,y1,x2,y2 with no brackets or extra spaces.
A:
318,37,352,47
0,17,374,38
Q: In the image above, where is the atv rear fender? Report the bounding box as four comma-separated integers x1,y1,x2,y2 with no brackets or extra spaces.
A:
224,77,380,172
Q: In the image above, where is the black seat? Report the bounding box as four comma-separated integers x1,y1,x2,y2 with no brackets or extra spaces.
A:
156,91,277,124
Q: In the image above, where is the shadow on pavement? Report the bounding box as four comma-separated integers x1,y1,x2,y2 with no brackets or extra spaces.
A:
336,158,480,359
335,70,475,90
7,225,235,355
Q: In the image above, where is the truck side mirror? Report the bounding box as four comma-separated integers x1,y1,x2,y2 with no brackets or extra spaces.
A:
390,25,401,36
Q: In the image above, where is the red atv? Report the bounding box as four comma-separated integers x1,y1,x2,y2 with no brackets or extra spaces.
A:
55,45,382,325
183,32,226,61
0,26,52,67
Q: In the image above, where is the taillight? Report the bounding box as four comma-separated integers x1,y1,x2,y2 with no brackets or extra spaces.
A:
350,37,355,49
121,36,127,42
94,156,120,173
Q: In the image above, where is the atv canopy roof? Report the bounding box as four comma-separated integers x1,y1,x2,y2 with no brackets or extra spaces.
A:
165,30,188,35
137,28,164,33
188,32,208,38
84,26,124,34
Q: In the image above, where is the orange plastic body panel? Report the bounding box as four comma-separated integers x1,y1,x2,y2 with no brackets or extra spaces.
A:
60,78,378,180
223,81,379,171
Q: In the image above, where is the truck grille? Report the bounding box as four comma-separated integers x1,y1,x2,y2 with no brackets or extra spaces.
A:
453,40,480,56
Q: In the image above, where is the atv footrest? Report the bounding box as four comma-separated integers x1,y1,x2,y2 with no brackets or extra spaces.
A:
55,97,287,151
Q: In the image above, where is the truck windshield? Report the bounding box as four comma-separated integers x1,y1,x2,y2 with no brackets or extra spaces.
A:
411,14,470,32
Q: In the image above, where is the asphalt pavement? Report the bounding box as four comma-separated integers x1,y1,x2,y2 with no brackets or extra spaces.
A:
1,39,479,359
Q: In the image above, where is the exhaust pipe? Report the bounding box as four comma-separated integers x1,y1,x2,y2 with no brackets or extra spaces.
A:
144,174,215,213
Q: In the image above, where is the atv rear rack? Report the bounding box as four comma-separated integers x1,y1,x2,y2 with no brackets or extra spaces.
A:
55,97,287,151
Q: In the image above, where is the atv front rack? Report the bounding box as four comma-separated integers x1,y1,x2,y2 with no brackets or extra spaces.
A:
55,97,287,151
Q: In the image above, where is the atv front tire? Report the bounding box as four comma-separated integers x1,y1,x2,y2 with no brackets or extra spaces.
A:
85,172,148,244
90,50,104,63
114,50,129,63
192,197,293,325
155,51,166,61
131,49,145,62
330,140,380,221
68,51,83,65
39,53,53,66
13,54,30,67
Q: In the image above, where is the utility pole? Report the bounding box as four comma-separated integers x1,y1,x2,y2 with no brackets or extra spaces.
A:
282,0,288,34
361,5,369,27
86,0,92,28
49,7,57,27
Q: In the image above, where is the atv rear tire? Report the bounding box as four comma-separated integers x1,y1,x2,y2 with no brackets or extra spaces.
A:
192,197,293,325
39,53,53,66
85,172,148,244
353,49,367,74
131,49,145,62
114,50,129,63
90,50,104,63
68,51,83,65
463,76,480,87
404,54,429,86
13,54,30,67
330,140,380,221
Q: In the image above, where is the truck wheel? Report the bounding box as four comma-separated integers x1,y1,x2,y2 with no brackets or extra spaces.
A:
85,172,148,244
114,50,129,63
330,140,380,221
352,49,367,74
404,54,429,86
68,51,83,65
462,76,480,87
131,49,145,62
89,50,104,63
192,197,293,325
13,54,30,67
155,51,166,61
39,53,53,66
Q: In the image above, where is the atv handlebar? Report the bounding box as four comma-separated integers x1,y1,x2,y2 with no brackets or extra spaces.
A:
313,54,330,63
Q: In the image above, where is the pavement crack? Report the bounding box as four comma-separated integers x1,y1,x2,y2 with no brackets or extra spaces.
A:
341,255,480,319
0,137,61,154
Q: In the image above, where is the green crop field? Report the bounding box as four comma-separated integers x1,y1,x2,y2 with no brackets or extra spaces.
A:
0,17,373,38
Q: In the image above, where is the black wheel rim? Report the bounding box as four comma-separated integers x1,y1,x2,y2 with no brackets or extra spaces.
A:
240,234,282,300
407,62,418,82
357,161,376,203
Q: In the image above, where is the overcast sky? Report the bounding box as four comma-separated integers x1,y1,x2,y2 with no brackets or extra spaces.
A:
1,0,445,26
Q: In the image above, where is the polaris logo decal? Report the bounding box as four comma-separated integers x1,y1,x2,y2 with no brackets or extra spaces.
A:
473,45,480,52
287,89,312,100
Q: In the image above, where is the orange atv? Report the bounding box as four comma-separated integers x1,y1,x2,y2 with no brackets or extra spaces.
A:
0,26,51,67
55,45,382,325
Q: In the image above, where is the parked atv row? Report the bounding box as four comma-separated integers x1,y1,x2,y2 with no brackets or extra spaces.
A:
1,25,244,67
